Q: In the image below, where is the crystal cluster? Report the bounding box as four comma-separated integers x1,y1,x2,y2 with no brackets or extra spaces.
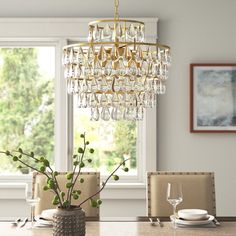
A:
63,20,171,121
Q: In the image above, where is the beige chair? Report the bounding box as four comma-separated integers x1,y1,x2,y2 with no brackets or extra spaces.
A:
33,171,100,217
147,172,216,217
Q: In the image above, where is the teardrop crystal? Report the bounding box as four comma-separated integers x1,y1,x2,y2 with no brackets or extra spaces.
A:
93,60,102,77
100,77,109,92
100,93,108,107
87,46,95,64
103,60,113,76
101,107,110,121
91,107,100,121
98,46,107,62
102,24,112,41
118,59,126,76
90,78,98,92
93,25,101,42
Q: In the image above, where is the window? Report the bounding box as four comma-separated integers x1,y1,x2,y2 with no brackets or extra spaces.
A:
0,46,55,173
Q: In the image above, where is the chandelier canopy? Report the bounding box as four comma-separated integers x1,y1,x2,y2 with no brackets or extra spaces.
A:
63,0,171,121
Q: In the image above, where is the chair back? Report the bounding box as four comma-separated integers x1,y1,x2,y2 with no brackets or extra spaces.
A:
147,172,216,217
33,172,100,217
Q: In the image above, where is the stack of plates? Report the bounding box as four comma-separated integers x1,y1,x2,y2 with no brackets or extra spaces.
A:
172,209,215,227
35,209,56,227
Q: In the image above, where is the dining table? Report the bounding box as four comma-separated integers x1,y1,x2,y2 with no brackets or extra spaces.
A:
1,217,236,236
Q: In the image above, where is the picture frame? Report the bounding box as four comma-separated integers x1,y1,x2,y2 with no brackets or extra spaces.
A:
190,63,236,133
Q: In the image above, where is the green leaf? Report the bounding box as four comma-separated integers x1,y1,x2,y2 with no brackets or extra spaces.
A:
87,159,92,163
6,151,11,156
73,154,78,159
43,159,50,167
18,148,23,153
85,141,89,145
123,167,129,172
113,175,119,181
52,195,59,205
80,178,84,183
79,162,85,168
89,148,94,154
43,186,49,191
73,161,79,166
30,152,34,157
54,171,59,177
40,166,46,172
73,194,79,200
66,182,73,188
66,173,73,180
80,134,85,138
60,192,65,198
90,199,98,208
47,179,55,189
97,199,102,205
63,200,69,207
13,156,18,161
78,147,84,153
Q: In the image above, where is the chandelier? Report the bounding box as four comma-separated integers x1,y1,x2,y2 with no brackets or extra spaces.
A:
63,0,171,121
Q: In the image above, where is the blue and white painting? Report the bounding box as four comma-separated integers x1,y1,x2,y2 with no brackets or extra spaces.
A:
194,66,236,130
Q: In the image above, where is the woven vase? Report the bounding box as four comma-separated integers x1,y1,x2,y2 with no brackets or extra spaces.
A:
53,206,85,236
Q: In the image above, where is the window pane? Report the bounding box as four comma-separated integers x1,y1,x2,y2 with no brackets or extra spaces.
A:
0,47,55,174
73,106,138,176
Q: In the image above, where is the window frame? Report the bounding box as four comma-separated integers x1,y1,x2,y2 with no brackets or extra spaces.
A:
0,18,158,188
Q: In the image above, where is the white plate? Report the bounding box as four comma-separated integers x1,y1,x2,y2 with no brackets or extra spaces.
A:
35,215,53,225
170,215,214,226
178,209,208,221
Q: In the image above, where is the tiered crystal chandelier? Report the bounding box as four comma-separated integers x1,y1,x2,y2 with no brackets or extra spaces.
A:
63,0,171,121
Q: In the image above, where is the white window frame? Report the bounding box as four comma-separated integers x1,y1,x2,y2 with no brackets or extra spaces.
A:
0,18,158,197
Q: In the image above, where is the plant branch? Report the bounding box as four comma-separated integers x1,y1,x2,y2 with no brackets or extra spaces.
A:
78,158,129,207
67,133,87,205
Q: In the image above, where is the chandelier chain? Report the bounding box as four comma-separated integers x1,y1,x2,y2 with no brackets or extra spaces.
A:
114,0,119,20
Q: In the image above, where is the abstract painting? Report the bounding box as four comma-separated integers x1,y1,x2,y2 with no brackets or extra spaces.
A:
190,64,236,132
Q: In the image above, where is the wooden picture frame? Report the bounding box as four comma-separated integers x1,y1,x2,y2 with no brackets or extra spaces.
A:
190,63,236,133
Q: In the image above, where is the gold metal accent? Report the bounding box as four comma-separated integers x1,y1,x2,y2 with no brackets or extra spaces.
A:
88,19,145,26
64,41,170,50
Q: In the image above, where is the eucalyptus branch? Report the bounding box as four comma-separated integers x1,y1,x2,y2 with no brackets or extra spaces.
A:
13,150,40,163
67,132,87,205
78,158,129,208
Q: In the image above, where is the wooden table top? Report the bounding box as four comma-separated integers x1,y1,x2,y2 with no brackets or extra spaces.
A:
1,220,236,236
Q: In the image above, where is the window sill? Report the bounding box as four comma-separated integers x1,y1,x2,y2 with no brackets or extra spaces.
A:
0,174,146,200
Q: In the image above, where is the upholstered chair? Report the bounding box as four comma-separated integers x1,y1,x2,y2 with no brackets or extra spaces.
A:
33,172,100,217
147,172,216,217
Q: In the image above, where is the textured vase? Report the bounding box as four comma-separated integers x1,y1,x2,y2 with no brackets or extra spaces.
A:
53,206,85,236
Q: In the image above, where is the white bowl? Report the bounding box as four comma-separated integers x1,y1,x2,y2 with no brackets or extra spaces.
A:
41,209,57,221
178,209,208,221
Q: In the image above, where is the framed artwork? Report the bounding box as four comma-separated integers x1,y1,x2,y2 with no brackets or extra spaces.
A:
190,63,236,133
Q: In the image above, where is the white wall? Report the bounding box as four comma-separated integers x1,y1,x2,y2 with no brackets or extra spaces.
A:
0,0,236,216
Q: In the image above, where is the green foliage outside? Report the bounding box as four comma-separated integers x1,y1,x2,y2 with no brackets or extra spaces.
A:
0,48,54,173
